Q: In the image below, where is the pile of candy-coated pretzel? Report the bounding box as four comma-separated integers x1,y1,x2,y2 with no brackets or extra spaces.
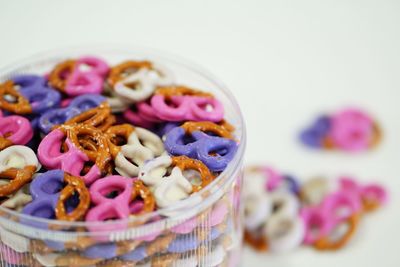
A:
0,56,238,220
0,56,240,266
243,165,387,253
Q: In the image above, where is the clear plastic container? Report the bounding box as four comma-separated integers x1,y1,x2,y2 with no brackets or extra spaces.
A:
0,46,246,267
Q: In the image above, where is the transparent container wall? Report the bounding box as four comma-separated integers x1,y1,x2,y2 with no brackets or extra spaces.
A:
0,46,246,267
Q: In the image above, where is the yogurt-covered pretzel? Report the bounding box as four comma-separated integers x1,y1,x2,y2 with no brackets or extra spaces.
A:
139,155,214,208
243,167,272,230
0,146,39,197
113,62,174,102
0,80,32,114
106,124,164,177
0,184,31,211
261,192,304,252
300,177,338,206
108,61,153,86
152,167,194,208
114,70,153,103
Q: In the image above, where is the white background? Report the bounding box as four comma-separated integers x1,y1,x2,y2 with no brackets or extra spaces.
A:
0,0,399,266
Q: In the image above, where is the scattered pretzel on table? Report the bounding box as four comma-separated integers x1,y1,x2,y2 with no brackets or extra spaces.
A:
243,165,388,253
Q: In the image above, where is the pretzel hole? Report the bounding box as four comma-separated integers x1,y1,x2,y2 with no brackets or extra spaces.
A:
129,104,139,113
197,102,215,112
335,206,352,218
179,134,196,145
271,220,292,238
244,197,259,216
203,131,220,137
3,131,13,138
125,81,143,91
60,136,69,153
3,94,17,103
208,148,228,157
21,185,30,195
272,201,283,213
328,222,349,242
78,136,98,152
102,187,124,199
182,169,202,187
77,63,93,73
110,134,128,146
127,157,139,168
164,98,179,108
80,161,95,176
0,196,8,204
64,192,80,213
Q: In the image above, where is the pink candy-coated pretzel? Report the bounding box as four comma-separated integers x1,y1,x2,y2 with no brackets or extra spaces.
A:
301,190,361,245
0,115,33,146
86,176,157,236
321,191,362,222
329,108,374,151
50,56,109,96
123,108,155,129
37,129,101,185
65,71,103,96
339,176,387,212
86,175,133,232
261,166,283,191
136,101,163,123
75,56,110,78
124,93,224,126
123,101,161,128
151,94,224,122
301,206,332,245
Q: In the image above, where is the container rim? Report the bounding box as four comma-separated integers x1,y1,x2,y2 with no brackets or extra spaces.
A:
0,44,247,233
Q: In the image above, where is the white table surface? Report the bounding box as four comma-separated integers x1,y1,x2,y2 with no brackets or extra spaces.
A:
1,0,399,266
